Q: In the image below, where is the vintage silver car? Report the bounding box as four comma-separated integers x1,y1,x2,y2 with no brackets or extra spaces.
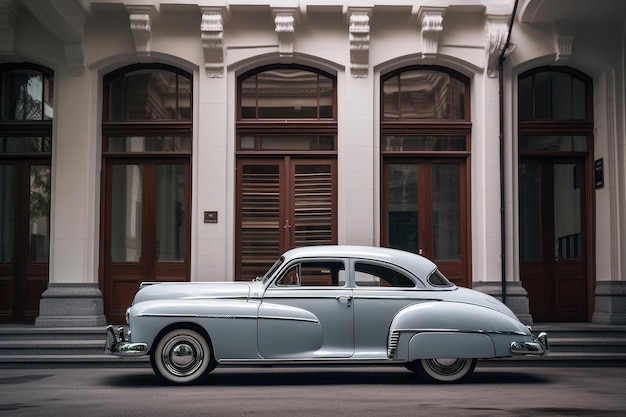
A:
105,245,547,384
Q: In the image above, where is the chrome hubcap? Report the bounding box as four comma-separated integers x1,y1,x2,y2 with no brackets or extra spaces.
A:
427,358,466,375
161,336,204,377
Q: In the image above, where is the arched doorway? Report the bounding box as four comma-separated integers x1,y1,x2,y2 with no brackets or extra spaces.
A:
518,66,594,322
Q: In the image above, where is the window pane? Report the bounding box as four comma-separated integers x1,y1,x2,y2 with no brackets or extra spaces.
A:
108,68,191,121
177,74,191,120
382,135,466,151
383,76,400,119
2,70,51,121
111,165,142,262
277,261,345,286
257,70,319,118
451,77,466,119
518,75,533,120
432,164,460,261
554,163,581,260
240,77,257,118
0,165,14,262
355,262,415,287
239,135,336,151
535,72,552,119
29,165,50,262
387,164,418,253
156,164,185,262
572,77,586,120
519,162,542,261
0,137,51,153
240,68,334,120
552,72,572,120
107,136,191,152
519,135,587,152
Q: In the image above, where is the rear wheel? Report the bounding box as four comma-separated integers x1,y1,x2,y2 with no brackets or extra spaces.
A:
407,358,476,383
150,328,216,384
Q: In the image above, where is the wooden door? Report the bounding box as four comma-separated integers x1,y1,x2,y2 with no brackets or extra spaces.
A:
236,158,337,281
102,158,190,323
0,161,50,322
519,159,588,321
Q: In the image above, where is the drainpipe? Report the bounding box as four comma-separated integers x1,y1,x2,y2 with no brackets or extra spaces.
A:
498,0,518,305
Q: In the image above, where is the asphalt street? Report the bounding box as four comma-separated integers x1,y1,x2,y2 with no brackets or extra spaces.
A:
1,365,625,416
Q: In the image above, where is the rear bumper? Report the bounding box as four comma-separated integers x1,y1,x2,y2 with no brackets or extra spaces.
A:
104,325,148,357
510,332,549,355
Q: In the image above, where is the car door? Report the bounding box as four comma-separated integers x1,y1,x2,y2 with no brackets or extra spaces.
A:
258,259,353,359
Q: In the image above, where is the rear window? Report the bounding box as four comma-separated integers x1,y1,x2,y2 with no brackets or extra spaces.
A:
427,269,454,287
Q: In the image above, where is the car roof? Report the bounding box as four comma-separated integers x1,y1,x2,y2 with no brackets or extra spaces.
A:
281,245,437,280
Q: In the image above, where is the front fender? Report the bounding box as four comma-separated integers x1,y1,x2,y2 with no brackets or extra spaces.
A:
389,301,530,360
129,299,259,360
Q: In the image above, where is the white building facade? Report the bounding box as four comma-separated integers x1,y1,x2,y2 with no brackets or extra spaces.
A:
0,0,624,326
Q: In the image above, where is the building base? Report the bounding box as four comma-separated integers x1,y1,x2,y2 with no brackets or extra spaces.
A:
592,281,626,325
472,281,533,326
34,283,107,328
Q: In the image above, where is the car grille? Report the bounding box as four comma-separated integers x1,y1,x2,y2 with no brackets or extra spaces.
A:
387,331,400,358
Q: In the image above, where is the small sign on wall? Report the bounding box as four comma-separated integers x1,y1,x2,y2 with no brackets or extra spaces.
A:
595,159,604,189
204,211,218,223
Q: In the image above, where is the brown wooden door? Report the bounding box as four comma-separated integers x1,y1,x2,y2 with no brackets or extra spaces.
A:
236,157,337,281
0,161,50,322
519,159,588,321
382,159,469,287
102,158,190,323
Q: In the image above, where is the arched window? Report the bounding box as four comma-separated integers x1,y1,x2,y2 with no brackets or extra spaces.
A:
0,63,53,322
101,64,192,324
380,66,471,287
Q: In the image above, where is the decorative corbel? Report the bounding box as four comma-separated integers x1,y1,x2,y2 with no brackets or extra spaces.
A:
0,0,18,57
553,21,574,63
272,8,297,59
201,7,226,78
418,7,445,58
485,15,515,78
126,5,157,56
347,8,371,78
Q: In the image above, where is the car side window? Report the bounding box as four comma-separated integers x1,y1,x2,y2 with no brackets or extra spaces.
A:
354,262,415,288
275,261,346,287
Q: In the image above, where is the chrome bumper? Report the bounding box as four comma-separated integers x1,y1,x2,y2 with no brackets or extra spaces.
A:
104,325,148,357
510,332,549,355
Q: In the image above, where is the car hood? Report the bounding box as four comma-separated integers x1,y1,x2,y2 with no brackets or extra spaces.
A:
132,281,256,304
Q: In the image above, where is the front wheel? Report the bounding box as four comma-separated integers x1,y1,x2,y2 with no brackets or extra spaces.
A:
406,358,477,383
150,328,216,385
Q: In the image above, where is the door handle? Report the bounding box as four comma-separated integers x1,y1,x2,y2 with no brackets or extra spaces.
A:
336,295,353,307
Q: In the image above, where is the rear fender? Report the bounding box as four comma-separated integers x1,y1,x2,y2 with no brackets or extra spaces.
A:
389,301,529,360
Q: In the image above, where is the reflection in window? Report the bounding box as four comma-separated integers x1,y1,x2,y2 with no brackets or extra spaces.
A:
276,261,345,286
107,136,191,153
156,164,185,262
1,68,54,121
382,135,466,152
107,67,191,121
383,70,466,120
519,135,587,152
354,262,415,287
111,165,142,262
29,166,50,262
240,67,335,120
0,165,14,262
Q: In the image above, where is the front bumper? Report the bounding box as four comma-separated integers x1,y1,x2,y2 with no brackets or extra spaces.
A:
510,331,549,355
104,325,148,357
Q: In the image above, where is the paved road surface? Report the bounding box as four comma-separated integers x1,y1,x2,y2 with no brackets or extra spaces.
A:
1,365,625,416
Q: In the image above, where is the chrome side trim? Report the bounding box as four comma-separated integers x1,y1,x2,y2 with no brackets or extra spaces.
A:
392,328,527,337
258,315,320,324
137,313,257,319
